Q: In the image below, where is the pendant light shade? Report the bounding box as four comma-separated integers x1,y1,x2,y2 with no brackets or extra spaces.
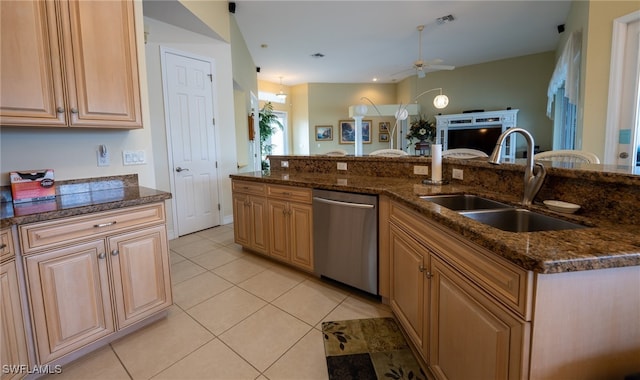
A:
433,94,449,109
276,77,287,99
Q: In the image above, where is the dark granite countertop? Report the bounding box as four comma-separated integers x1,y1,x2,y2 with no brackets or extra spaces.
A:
231,171,640,274
1,175,172,228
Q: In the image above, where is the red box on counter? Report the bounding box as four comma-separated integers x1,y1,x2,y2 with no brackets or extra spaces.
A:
10,169,56,203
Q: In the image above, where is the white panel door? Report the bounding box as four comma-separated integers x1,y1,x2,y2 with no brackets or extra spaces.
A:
164,51,220,235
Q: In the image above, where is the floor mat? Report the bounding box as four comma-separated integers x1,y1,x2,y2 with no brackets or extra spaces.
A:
322,317,427,380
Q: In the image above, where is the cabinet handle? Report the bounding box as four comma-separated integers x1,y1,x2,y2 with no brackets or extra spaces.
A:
94,221,117,228
71,107,79,114
0,243,6,250
419,264,426,272
111,249,119,256
244,200,251,207
425,271,433,279
56,106,65,113
98,252,106,260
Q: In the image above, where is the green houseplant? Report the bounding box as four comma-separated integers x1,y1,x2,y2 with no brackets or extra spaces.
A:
259,102,284,170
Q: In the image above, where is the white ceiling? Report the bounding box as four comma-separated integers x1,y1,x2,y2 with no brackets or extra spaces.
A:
232,0,572,86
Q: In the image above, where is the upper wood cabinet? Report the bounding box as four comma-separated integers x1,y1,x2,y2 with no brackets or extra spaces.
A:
0,0,142,129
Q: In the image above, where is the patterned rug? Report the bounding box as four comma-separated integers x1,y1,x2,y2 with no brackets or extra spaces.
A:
321,317,427,380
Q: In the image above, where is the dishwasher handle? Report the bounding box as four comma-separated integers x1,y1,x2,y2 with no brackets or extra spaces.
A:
313,196,375,209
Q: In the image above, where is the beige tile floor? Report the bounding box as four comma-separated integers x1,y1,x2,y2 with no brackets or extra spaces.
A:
46,224,393,380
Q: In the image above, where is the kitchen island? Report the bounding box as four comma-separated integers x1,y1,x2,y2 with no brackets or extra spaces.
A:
231,155,640,380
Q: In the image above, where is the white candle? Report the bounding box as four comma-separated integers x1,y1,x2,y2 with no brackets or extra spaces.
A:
432,143,442,183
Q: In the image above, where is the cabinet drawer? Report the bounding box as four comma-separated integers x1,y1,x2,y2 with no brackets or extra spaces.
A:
267,184,312,203
232,180,266,196
389,201,532,320
0,227,16,262
20,203,165,254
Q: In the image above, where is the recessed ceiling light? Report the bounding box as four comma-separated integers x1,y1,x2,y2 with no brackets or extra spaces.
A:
372,78,378,82
261,44,268,48
310,53,325,58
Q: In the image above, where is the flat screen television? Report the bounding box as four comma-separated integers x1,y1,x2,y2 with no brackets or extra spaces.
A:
447,126,503,155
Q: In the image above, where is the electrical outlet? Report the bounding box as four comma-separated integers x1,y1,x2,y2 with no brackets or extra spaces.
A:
413,165,429,175
281,160,289,168
452,168,464,180
97,150,110,167
337,162,347,171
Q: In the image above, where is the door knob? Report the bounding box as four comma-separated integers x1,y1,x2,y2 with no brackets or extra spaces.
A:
175,167,190,172
619,152,629,159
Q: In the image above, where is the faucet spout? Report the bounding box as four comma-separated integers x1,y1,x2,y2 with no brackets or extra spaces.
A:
488,128,546,206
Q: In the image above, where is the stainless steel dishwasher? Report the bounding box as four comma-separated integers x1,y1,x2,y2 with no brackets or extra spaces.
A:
313,189,378,295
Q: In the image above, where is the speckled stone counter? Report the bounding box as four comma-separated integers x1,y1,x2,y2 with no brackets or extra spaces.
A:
231,158,640,274
0,174,172,228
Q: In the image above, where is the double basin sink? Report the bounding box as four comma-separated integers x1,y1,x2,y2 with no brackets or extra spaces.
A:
420,194,586,233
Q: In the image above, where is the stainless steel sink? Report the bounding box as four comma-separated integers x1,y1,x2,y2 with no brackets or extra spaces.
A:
459,208,587,232
420,194,511,211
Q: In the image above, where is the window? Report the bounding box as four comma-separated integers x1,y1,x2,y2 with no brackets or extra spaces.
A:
547,31,581,150
552,86,577,150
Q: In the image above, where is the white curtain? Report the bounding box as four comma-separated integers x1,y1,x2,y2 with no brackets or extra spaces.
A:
547,31,582,118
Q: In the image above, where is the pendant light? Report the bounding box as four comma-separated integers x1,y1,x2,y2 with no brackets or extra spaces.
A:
276,77,287,100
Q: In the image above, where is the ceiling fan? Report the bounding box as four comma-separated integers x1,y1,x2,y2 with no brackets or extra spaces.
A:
396,25,455,79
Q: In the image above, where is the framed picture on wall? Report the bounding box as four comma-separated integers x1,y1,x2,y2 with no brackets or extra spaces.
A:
379,133,389,142
379,122,390,132
339,120,372,144
315,125,333,141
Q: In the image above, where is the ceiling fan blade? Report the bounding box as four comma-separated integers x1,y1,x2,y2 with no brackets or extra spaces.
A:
391,67,415,77
427,64,456,70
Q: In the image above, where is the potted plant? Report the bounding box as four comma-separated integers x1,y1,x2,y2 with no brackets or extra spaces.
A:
406,115,436,155
259,102,283,170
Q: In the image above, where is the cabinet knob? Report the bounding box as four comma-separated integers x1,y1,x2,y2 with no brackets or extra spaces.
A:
70,107,79,114
98,252,106,260
111,249,119,256
56,106,65,113
425,271,433,279
419,264,426,272
0,243,7,250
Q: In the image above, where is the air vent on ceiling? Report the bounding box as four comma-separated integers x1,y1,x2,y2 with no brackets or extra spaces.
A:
310,53,325,58
436,14,455,24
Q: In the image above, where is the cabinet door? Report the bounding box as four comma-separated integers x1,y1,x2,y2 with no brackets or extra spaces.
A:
389,224,428,355
267,199,290,261
1,260,30,379
249,196,269,255
288,202,313,271
0,0,66,126
232,193,252,247
108,225,172,329
60,0,142,128
24,240,114,363
429,256,527,380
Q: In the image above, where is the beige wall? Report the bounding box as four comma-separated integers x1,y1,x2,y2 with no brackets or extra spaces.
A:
0,1,156,187
261,52,554,157
398,52,555,155
559,0,639,158
581,1,639,158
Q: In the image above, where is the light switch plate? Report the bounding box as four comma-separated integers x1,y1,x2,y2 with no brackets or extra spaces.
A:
452,168,464,180
337,162,347,171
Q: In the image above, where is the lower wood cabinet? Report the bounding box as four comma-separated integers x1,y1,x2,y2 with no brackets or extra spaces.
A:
266,198,313,271
232,180,313,272
429,256,527,380
389,223,428,356
1,241,31,380
387,199,528,380
20,204,172,365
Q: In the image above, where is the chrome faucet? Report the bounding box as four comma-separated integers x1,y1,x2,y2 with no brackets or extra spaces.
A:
488,128,546,206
